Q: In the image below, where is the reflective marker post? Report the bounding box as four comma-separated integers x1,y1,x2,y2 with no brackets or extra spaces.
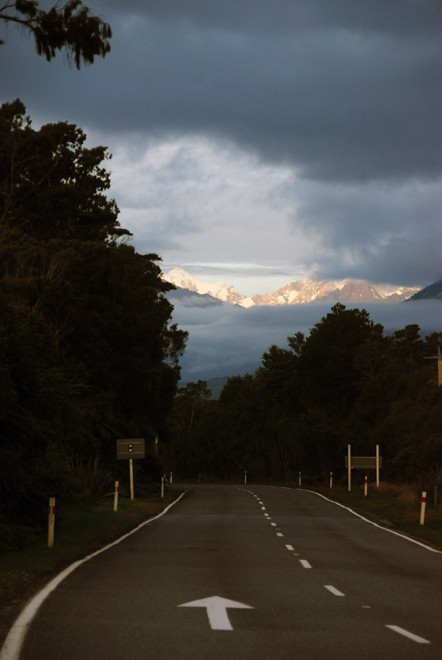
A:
113,481,119,512
420,491,427,525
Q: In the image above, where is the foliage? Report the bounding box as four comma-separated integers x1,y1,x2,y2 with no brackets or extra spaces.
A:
0,100,187,547
165,305,441,485
0,0,111,67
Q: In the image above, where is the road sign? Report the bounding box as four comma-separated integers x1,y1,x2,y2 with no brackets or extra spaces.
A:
116,438,145,460
345,456,382,469
179,596,253,630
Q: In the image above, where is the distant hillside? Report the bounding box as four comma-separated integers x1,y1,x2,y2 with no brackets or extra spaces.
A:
406,278,442,301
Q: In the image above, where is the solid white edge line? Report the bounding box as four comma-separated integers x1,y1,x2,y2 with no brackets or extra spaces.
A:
299,559,312,568
385,625,430,644
0,491,187,660
301,489,442,554
324,585,345,597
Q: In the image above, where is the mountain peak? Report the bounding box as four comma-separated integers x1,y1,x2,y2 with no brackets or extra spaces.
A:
163,268,255,308
163,268,421,307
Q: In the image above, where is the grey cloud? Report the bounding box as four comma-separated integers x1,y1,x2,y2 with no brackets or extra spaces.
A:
1,1,441,289
2,1,441,182
291,178,441,286
101,1,442,38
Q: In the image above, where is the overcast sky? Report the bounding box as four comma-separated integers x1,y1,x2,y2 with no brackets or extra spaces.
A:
1,0,441,296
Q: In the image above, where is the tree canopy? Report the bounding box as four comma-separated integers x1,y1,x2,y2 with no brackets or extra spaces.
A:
0,100,187,548
165,304,441,488
0,0,111,67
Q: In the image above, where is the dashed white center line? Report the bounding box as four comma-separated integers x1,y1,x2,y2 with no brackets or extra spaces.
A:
270,522,277,526
385,625,430,645
285,544,294,551
324,585,345,597
261,506,266,510
299,559,312,569
276,532,284,537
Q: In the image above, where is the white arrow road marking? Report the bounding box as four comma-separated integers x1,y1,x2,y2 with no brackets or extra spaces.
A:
179,596,253,631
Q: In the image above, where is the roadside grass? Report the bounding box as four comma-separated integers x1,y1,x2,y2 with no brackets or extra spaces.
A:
305,481,442,550
0,492,182,647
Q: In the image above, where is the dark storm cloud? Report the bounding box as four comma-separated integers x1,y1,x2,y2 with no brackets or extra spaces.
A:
1,0,440,289
2,0,441,182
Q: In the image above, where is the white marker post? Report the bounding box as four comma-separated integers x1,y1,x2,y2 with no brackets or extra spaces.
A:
364,475,368,497
347,444,351,492
244,470,247,485
420,491,427,525
113,481,119,512
376,444,380,487
170,471,173,484
48,498,55,548
330,471,333,489
161,476,165,499
298,471,302,487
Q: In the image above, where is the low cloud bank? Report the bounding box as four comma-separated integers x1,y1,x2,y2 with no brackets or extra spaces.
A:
169,299,442,382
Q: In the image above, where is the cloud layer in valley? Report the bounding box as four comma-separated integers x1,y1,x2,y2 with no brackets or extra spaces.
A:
167,294,442,382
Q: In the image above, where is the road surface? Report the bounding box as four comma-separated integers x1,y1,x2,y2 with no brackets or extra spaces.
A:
3,485,442,659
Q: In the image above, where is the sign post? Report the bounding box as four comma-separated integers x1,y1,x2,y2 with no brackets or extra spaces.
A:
345,448,382,493
117,438,145,501
129,459,134,500
376,444,380,487
48,498,55,548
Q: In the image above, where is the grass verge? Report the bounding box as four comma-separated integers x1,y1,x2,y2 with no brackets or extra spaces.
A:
306,481,442,550
0,492,182,647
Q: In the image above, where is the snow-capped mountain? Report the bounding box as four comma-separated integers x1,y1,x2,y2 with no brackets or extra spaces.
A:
252,279,420,305
163,268,420,307
164,268,255,308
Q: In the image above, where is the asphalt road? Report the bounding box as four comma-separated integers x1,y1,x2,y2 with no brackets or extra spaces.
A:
6,485,442,659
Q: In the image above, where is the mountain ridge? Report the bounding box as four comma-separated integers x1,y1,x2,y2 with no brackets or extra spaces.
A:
164,267,421,307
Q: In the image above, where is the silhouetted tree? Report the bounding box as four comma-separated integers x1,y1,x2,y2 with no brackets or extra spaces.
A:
0,0,111,67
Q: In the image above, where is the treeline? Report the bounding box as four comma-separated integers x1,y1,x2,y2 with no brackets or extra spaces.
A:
0,100,187,547
166,305,441,486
